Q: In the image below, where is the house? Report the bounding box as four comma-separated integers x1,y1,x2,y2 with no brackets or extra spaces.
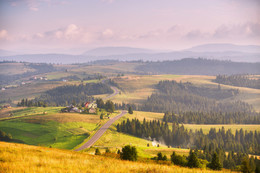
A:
3,104,11,109
61,105,82,113
88,103,97,109
89,108,96,114
84,102,90,108
71,107,82,113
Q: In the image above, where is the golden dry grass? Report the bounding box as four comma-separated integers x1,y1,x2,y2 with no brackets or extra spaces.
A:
0,142,235,173
110,74,260,112
183,124,260,134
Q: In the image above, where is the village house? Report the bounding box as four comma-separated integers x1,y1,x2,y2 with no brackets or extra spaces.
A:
3,104,11,109
89,108,96,114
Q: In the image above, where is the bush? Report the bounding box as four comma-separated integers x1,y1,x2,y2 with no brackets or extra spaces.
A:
120,145,137,161
171,152,187,166
95,148,101,155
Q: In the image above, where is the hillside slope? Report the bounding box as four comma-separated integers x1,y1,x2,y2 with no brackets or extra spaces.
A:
0,142,231,173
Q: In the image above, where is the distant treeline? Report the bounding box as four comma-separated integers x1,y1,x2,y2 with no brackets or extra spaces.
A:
141,80,252,113
17,83,113,106
214,74,260,89
136,58,260,75
163,111,260,124
0,63,56,85
116,118,260,155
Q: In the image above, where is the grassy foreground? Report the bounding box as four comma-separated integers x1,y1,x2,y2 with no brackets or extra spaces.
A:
0,142,235,173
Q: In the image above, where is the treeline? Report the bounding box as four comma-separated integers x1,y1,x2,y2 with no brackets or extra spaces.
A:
136,58,260,75
17,83,113,107
215,74,260,89
171,148,259,171
116,118,260,155
17,99,47,107
163,111,260,124
141,80,252,113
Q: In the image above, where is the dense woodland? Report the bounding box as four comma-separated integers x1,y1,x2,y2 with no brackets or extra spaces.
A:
17,83,112,106
116,118,260,155
141,80,253,113
163,111,260,124
215,74,260,89
136,58,260,75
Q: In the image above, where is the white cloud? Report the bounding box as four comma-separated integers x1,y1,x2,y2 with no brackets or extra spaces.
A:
213,22,260,39
102,29,114,38
0,30,8,40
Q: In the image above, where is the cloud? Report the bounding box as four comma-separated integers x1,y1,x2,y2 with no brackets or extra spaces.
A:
102,29,114,38
213,22,260,38
185,30,209,39
0,30,8,40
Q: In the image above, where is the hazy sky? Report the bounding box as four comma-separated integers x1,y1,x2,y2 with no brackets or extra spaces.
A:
0,0,260,54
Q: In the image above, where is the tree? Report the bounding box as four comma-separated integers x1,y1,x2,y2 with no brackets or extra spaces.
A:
96,98,105,109
95,148,101,155
171,151,187,166
105,100,115,113
156,152,167,161
105,148,111,153
100,113,104,120
120,145,137,161
241,157,251,173
128,106,133,114
187,150,201,168
208,152,222,170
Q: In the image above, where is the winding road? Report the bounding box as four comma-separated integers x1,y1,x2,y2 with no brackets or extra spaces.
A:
75,81,124,151
75,110,127,151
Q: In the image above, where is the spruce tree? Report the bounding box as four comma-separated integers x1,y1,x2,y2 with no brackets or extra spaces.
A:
187,151,201,168
209,152,222,170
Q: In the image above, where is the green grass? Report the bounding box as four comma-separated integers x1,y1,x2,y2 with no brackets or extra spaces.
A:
0,119,94,149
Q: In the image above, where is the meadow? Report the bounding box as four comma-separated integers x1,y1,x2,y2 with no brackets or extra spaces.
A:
110,74,260,112
0,142,236,173
0,107,120,149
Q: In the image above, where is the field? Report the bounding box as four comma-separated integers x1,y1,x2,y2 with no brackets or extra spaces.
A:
183,124,260,134
0,142,235,173
110,74,260,112
0,107,120,149
0,63,35,75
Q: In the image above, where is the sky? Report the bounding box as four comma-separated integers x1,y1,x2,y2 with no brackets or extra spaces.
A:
0,0,260,54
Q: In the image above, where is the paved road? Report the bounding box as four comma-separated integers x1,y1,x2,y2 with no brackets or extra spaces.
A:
104,86,119,100
75,110,127,151
75,80,124,151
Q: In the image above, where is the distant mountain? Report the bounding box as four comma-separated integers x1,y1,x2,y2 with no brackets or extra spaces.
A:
0,49,18,56
1,44,260,64
82,47,154,56
186,43,260,53
136,58,260,75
